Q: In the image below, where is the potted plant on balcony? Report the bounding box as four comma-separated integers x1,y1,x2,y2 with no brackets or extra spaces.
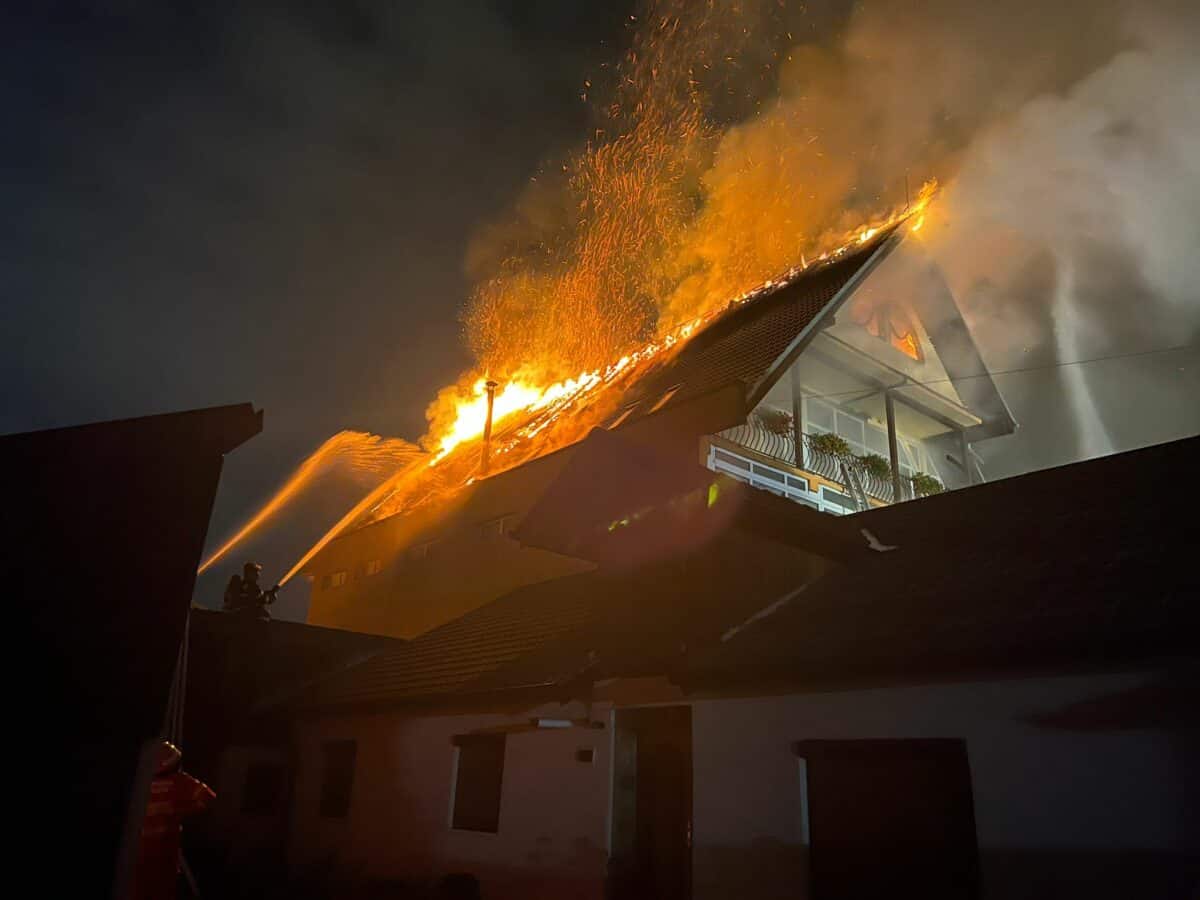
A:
910,471,944,497
857,453,893,480
755,408,794,436
808,432,851,457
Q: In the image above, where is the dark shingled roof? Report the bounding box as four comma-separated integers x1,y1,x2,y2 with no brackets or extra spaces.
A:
292,435,1200,713
183,610,396,783
625,229,899,416
293,573,598,709
287,455,836,713
680,435,1200,690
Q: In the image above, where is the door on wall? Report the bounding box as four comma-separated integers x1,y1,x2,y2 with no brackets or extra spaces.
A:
795,739,980,900
611,706,693,900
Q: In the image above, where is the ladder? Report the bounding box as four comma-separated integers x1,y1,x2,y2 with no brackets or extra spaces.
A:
840,461,872,513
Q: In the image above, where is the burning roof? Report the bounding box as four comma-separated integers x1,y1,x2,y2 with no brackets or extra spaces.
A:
276,195,932,585
361,225,901,523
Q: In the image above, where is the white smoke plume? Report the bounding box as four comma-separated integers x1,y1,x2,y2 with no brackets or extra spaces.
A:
694,0,1200,464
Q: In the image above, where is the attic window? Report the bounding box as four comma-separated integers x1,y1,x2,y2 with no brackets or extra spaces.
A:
451,734,506,833
648,384,682,413
363,559,382,576
849,297,924,362
327,571,348,589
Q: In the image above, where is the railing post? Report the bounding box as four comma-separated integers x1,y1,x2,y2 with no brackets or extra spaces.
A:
884,390,904,503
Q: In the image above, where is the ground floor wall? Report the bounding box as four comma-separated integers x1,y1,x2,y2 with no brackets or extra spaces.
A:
282,669,1198,899
288,701,613,899
689,668,1199,899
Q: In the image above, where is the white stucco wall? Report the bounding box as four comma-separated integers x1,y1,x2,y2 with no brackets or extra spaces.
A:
289,701,613,899
689,669,1198,899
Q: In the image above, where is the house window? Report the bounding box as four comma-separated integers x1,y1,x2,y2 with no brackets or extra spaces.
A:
318,740,357,819
835,409,866,453
865,424,889,457
451,734,506,833
712,449,751,472
241,761,285,815
805,397,835,433
794,739,977,896
363,559,382,576
324,570,347,589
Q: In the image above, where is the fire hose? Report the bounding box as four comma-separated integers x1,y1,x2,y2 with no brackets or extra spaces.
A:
163,610,201,897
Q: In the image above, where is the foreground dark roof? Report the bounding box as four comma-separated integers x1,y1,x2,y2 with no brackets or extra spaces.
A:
681,435,1200,690
286,459,834,712
188,608,394,707
6,403,262,897
183,610,395,777
291,435,1200,716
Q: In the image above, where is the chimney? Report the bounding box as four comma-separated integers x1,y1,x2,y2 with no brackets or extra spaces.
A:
481,380,498,475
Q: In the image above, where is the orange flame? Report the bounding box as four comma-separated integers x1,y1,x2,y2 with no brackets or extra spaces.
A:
432,182,936,469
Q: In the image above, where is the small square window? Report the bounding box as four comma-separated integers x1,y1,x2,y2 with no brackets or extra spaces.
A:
451,734,506,833
835,409,865,447
806,398,834,432
318,740,357,819
364,559,382,576
328,571,347,589
575,747,595,764
865,426,889,456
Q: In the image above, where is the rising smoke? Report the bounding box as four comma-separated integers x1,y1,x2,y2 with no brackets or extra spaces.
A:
459,0,1200,463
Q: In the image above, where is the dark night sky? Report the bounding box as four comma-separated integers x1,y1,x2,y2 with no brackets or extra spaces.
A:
2,2,638,613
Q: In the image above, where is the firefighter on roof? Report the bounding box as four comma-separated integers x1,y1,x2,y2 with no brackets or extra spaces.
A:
222,562,279,620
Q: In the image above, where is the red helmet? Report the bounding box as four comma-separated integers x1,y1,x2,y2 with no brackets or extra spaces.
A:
156,741,182,774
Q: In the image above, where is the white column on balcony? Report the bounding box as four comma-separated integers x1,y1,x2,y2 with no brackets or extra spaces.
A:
790,364,804,470
884,390,903,503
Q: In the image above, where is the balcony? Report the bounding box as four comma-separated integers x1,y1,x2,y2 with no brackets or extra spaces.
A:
713,422,929,508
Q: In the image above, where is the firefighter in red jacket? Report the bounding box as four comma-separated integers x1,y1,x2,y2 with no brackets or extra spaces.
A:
131,741,214,900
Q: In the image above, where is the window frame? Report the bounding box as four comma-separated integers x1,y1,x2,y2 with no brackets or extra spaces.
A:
449,733,506,833
318,739,357,819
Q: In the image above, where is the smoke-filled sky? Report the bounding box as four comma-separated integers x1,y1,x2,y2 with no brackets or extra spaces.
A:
4,1,1198,621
